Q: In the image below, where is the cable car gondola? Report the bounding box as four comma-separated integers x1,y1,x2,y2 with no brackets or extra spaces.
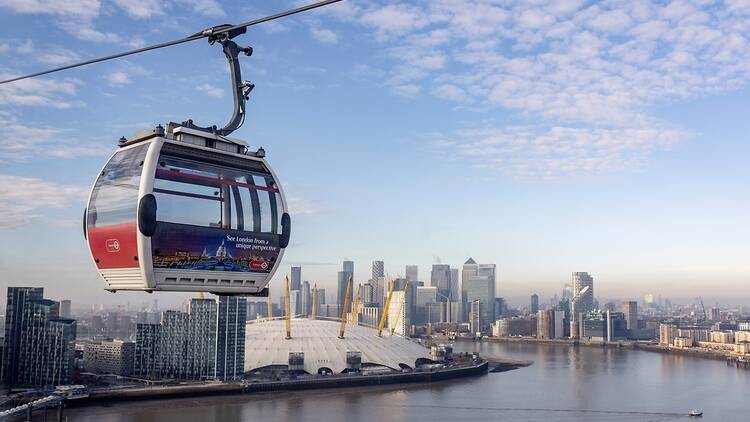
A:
83,25,290,296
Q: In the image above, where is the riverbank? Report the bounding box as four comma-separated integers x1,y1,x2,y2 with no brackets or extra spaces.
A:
455,336,744,363
71,360,489,406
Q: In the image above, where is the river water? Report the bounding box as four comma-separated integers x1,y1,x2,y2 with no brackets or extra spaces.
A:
65,341,749,421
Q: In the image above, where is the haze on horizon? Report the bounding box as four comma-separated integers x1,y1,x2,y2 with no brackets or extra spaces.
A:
0,0,748,310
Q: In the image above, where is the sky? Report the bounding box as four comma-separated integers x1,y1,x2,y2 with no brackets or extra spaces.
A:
0,0,749,311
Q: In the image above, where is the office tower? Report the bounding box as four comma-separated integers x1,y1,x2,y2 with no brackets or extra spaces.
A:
60,300,72,318
449,268,460,302
531,294,539,314
461,258,496,331
371,260,384,280
301,281,311,316
553,310,566,339
495,298,507,320
405,265,418,283
318,288,326,305
343,261,354,279
431,264,451,301
537,310,551,339
337,271,353,311
290,266,302,291
621,301,638,330
3,287,76,387
290,290,301,316
571,272,594,317
416,286,437,305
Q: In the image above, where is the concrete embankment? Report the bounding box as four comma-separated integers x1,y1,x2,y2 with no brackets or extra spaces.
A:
79,361,489,405
457,336,738,363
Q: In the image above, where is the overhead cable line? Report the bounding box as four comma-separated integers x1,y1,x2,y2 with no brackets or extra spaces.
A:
0,0,342,85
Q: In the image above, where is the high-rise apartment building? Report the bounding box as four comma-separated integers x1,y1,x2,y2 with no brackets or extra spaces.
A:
2,287,76,387
134,296,245,381
84,340,135,376
371,260,384,280
387,291,408,336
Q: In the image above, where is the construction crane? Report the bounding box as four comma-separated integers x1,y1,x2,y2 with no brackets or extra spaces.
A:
377,278,396,337
284,275,291,339
338,276,353,339
696,297,707,321
390,280,409,336
311,284,318,320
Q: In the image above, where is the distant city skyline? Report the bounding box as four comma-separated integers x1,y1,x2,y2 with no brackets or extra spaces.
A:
0,1,749,310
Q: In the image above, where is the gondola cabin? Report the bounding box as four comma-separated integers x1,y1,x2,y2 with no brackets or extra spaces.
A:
84,124,290,295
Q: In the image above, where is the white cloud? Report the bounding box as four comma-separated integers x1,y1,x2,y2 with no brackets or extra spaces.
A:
0,0,101,19
196,83,224,98
328,0,750,176
0,174,88,228
113,0,164,18
106,71,131,86
175,0,224,17
0,111,110,162
0,74,81,108
392,84,421,97
311,27,338,44
435,125,688,179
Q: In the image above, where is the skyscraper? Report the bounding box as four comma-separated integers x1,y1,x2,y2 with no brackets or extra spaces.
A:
215,296,246,381
60,299,72,318
570,272,594,338
337,271,352,310
301,281,311,316
290,266,302,291
405,265,418,283
2,287,76,387
531,294,539,314
461,258,496,331
621,301,638,331
571,272,594,317
450,268,460,302
431,264,451,301
371,260,384,280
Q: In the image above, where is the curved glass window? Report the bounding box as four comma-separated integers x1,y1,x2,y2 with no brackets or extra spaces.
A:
87,144,148,228
154,154,280,233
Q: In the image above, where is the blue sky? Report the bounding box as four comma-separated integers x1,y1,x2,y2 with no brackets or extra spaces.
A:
0,0,749,310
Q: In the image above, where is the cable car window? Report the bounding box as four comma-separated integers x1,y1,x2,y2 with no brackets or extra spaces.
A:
88,144,148,228
154,154,278,233
252,175,270,233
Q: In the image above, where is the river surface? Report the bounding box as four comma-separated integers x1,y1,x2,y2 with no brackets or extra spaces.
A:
65,341,750,421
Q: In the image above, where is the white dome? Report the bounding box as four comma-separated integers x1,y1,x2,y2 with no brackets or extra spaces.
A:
245,318,431,374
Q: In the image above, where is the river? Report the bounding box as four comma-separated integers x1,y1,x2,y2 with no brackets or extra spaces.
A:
65,341,750,421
